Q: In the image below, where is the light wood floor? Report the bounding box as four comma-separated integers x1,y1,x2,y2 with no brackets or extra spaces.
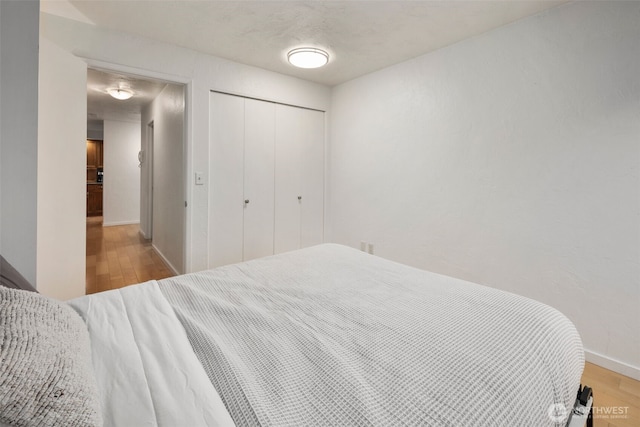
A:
86,217,175,294
581,362,640,427
85,217,639,425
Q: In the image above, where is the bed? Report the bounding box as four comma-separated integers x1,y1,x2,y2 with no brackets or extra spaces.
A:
1,244,591,426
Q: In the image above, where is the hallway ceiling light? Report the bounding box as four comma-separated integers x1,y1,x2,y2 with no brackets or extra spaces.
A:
287,48,329,69
107,88,134,100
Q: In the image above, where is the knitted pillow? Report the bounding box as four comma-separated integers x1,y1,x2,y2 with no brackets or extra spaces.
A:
0,288,102,426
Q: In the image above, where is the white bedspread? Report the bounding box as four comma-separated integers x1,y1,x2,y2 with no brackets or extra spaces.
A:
70,244,584,426
68,282,235,427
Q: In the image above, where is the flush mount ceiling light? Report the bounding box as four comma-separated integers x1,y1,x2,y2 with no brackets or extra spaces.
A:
287,47,329,69
107,87,134,100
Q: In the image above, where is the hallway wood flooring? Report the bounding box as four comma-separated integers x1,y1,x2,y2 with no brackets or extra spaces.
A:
86,217,175,294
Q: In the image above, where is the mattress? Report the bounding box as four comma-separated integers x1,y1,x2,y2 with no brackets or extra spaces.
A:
69,244,584,426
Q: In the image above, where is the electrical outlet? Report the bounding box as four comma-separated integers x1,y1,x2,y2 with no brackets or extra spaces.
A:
367,243,375,255
360,241,367,252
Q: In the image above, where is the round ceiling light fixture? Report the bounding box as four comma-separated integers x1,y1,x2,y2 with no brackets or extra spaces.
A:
287,47,329,69
107,87,134,100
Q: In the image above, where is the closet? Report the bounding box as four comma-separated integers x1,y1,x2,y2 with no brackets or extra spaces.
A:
209,92,324,268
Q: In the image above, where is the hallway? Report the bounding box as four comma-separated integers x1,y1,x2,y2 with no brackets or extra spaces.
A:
86,217,175,294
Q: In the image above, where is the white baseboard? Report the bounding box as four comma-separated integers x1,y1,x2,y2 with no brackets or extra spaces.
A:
102,220,140,227
151,243,180,276
585,348,640,381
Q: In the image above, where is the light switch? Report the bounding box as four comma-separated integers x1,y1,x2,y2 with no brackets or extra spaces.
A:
195,172,204,185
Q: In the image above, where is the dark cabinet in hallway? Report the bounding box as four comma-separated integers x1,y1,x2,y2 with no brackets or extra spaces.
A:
87,184,103,216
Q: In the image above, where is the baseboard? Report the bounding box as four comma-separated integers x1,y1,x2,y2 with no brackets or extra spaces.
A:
138,229,151,240
102,220,140,227
151,243,180,276
585,348,640,381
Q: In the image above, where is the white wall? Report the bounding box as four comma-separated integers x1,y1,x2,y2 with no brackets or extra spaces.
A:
40,12,330,273
141,84,185,274
329,1,640,379
37,38,87,300
0,0,39,285
103,119,141,226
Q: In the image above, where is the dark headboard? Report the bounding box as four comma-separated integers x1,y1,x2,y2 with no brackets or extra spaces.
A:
0,255,37,292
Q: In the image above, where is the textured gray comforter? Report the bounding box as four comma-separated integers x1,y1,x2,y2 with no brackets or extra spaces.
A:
159,244,583,427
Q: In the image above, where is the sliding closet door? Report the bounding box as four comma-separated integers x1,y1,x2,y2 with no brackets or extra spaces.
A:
209,92,244,267
274,104,303,254
243,99,275,261
300,108,324,248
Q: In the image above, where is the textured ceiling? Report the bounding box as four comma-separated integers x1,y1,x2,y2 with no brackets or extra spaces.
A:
43,0,566,87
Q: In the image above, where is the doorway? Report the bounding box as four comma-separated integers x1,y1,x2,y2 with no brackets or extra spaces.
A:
85,66,187,289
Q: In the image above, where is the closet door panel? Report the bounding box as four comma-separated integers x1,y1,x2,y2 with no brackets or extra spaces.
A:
274,104,302,254
243,99,275,261
209,92,244,267
300,109,325,248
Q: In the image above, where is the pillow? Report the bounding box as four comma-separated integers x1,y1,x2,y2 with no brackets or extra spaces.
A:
0,256,37,292
0,287,102,426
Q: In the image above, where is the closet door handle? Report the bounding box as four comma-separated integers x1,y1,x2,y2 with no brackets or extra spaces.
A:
298,196,302,201
244,199,250,204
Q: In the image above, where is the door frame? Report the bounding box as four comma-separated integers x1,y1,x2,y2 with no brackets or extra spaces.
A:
146,121,155,240
83,58,192,274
